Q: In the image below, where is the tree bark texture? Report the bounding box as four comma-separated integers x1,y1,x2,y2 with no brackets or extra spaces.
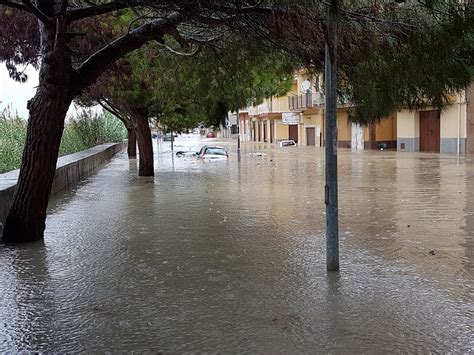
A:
2,1,74,242
127,128,137,158
2,22,73,241
133,113,154,176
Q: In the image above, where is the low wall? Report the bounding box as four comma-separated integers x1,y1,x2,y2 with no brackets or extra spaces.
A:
0,142,126,226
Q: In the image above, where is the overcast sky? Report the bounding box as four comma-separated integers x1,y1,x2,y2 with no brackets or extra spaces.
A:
0,65,99,119
0,65,38,118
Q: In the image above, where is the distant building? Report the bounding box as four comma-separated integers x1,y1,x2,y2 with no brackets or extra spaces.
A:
238,70,472,155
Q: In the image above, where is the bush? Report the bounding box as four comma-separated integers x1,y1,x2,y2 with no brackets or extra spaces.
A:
0,109,127,173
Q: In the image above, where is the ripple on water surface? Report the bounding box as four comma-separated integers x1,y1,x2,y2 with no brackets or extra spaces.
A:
1,138,473,352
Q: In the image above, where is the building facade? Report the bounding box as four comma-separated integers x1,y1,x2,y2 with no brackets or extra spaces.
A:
397,93,467,154
238,71,472,156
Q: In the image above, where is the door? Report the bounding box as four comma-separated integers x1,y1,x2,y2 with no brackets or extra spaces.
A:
420,110,440,152
263,120,267,142
289,124,298,143
306,127,316,146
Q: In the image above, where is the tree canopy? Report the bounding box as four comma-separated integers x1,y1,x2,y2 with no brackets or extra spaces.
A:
1,0,472,124
82,35,295,131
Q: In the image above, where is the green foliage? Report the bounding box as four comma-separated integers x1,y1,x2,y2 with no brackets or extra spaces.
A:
87,33,296,133
59,110,127,155
0,110,126,173
0,108,26,173
345,7,473,124
141,37,296,129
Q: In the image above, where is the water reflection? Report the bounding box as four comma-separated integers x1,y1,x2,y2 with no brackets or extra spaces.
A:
0,135,472,352
0,242,55,351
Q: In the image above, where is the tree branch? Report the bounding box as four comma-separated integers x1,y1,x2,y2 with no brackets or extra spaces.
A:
74,12,183,93
97,98,131,126
21,0,53,23
157,42,200,56
0,0,29,12
66,0,145,23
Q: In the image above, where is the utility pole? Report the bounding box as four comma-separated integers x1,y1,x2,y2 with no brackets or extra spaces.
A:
324,0,339,271
236,108,241,161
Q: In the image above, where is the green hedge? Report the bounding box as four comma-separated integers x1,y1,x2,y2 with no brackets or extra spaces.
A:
0,110,127,174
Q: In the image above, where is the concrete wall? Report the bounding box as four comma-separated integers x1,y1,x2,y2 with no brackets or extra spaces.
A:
376,114,397,141
272,96,290,112
440,94,467,154
467,84,474,155
0,142,125,226
337,110,351,147
397,110,420,152
301,109,323,147
275,121,288,140
298,123,305,145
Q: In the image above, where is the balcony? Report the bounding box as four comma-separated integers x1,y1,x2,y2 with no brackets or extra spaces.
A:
248,97,289,115
288,92,325,110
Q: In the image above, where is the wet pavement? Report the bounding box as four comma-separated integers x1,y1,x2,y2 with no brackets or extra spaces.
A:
0,134,473,353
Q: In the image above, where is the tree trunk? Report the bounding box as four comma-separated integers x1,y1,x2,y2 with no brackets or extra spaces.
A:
2,5,74,242
1,3,180,242
127,128,137,158
2,58,72,242
134,113,154,176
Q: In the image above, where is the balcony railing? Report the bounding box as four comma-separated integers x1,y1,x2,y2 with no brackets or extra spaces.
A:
288,92,326,110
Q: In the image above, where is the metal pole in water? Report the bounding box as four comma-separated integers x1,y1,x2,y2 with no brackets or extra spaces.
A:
237,108,241,161
325,0,340,272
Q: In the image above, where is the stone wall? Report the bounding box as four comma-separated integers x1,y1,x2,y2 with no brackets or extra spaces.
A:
0,142,126,227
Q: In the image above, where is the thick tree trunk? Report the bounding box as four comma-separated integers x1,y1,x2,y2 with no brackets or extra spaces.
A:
0,3,180,242
2,59,72,242
127,128,137,158
2,5,73,242
134,113,154,176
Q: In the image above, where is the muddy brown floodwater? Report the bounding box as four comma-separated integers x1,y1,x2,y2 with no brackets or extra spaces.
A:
0,134,473,353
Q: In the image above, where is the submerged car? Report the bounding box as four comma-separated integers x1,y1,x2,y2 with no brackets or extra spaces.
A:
197,146,229,160
277,139,297,147
206,132,216,138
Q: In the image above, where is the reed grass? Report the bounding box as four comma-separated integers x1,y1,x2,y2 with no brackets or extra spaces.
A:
0,108,126,173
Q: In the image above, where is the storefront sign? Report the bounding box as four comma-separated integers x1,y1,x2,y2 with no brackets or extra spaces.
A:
282,112,300,125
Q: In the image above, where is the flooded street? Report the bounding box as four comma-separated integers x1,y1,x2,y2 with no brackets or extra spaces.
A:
0,134,472,353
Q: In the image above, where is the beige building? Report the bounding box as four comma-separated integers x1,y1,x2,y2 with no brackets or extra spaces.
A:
397,92,467,154
239,71,472,156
